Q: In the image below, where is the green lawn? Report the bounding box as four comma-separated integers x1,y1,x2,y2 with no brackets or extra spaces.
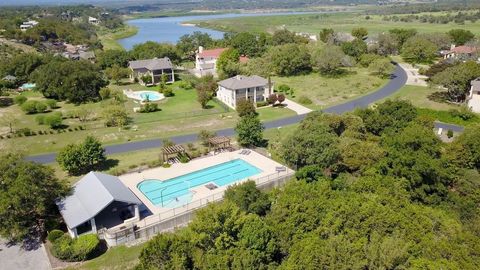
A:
68,244,144,270
1,81,297,155
191,11,480,35
384,85,459,111
273,68,388,110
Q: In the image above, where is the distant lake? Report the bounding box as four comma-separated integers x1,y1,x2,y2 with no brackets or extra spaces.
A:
118,12,320,50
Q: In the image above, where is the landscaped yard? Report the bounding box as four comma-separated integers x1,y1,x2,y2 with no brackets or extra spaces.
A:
385,85,459,111
273,67,388,110
67,244,145,270
1,81,296,155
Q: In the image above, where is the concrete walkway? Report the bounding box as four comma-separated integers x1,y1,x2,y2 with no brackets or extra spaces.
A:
27,63,464,164
0,240,50,270
398,63,428,86
282,98,313,115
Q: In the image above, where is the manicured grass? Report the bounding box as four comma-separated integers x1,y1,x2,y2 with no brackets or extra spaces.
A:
68,244,145,270
97,25,138,51
384,85,459,111
2,81,296,155
273,68,388,109
191,11,480,35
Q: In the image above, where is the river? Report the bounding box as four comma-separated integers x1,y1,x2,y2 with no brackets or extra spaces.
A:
118,12,320,49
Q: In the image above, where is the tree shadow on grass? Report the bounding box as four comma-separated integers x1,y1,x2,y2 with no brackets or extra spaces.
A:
94,159,120,172
0,97,13,107
427,91,454,104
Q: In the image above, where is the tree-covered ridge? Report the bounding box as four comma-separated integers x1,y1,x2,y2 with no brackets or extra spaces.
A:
136,100,480,269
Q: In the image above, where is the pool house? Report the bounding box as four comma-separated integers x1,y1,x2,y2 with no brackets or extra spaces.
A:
56,172,142,238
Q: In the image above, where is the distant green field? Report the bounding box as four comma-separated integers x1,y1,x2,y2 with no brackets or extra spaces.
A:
191,11,480,35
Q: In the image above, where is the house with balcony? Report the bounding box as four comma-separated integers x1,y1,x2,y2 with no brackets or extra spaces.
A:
56,172,142,238
129,58,175,85
217,75,272,109
441,45,478,62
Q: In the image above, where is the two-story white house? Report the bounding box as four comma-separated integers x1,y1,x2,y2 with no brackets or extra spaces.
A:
129,58,175,85
468,77,480,113
217,75,272,109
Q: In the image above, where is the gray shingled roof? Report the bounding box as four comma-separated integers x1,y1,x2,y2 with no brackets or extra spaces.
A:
129,57,173,71
218,75,268,90
2,75,16,81
56,172,141,229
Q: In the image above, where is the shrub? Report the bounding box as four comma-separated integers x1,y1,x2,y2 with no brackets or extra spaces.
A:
447,129,454,138
47,229,65,243
44,113,63,129
178,153,190,163
163,88,174,97
277,94,286,104
178,80,193,90
449,107,475,121
45,99,58,109
51,234,100,262
198,129,216,145
99,87,111,100
277,84,291,93
267,94,278,105
236,99,257,117
36,115,45,125
35,102,48,113
21,100,39,114
13,95,27,105
139,103,159,113
256,101,268,107
298,95,313,105
16,128,32,136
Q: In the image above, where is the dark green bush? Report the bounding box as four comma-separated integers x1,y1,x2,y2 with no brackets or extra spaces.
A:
47,229,65,243
256,101,269,107
51,234,100,262
277,84,291,93
21,100,47,114
447,129,454,138
13,95,27,105
163,88,174,97
449,107,475,121
44,113,63,129
35,102,47,113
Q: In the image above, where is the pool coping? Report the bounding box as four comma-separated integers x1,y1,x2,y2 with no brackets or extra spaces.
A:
119,149,293,215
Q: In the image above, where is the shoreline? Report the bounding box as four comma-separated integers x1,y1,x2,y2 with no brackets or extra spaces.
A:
99,24,138,51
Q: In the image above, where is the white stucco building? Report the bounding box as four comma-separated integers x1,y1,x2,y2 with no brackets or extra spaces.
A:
217,75,272,109
468,77,480,113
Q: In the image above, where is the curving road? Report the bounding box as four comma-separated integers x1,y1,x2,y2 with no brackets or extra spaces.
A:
26,64,462,164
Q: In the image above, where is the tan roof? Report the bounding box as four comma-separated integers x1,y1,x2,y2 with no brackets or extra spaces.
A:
218,75,268,90
449,45,477,54
129,58,173,71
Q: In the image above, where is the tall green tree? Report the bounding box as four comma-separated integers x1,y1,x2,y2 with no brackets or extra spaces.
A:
312,46,346,75
319,28,334,43
235,114,264,147
448,29,475,46
431,61,480,102
56,136,106,175
401,36,438,64
224,181,271,216
351,27,368,40
0,153,69,242
130,41,181,64
216,48,241,79
264,44,312,76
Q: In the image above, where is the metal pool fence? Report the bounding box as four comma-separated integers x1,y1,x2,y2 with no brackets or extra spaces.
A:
103,170,294,246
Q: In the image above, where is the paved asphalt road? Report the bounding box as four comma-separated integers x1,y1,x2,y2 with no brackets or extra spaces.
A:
26,64,463,164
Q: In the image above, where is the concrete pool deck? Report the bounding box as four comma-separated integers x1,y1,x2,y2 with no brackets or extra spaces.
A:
119,149,293,215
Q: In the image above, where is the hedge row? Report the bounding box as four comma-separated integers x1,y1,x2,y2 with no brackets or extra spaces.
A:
48,231,100,262
0,126,86,139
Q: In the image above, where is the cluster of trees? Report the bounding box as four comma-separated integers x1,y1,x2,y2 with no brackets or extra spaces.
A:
136,100,480,269
382,10,480,25
429,60,480,102
234,100,265,147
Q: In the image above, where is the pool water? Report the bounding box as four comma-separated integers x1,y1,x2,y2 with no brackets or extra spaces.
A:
20,83,36,90
139,91,162,101
137,159,262,207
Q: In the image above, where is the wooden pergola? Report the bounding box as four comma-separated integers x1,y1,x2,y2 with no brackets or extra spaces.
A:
208,136,231,152
161,144,185,162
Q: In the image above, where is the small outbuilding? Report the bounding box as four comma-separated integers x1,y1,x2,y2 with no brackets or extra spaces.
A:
56,172,142,238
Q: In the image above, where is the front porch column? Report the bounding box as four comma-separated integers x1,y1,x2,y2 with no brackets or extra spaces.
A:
67,227,78,238
134,205,140,219
90,218,97,233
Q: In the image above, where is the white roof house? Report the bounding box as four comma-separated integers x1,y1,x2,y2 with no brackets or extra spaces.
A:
217,75,272,109
88,16,99,25
56,172,142,237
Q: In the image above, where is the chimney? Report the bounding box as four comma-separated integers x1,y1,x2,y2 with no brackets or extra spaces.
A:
199,46,204,53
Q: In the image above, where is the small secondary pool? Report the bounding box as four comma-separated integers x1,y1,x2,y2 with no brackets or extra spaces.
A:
137,159,262,207
124,90,165,102
20,83,36,90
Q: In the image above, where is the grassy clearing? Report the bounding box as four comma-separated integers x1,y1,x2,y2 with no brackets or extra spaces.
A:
97,25,138,51
273,67,388,110
384,85,459,111
191,11,480,35
1,81,297,155
68,244,145,270
417,108,480,127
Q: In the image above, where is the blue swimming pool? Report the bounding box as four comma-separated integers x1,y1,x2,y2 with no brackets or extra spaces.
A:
20,83,36,90
139,91,163,101
137,159,262,207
